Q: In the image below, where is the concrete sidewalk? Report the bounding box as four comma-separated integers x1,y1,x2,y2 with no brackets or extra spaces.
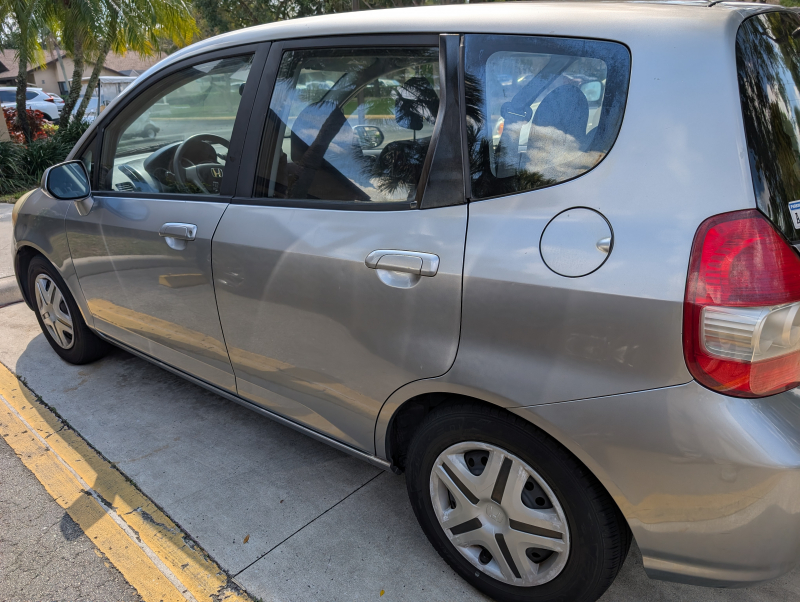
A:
2,299,800,601
0,204,24,307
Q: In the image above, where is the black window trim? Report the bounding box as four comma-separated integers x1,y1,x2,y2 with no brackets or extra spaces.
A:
82,41,270,203
233,33,462,212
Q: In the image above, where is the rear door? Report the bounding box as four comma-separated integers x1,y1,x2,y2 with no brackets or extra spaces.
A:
65,45,268,392
212,34,467,451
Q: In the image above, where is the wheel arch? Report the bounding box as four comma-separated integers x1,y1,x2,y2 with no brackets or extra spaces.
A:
14,244,40,310
376,383,630,524
14,242,93,327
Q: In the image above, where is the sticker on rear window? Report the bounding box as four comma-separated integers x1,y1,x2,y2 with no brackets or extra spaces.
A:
789,201,800,229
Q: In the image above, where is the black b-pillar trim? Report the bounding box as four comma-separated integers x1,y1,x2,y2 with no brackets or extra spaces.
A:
419,34,467,210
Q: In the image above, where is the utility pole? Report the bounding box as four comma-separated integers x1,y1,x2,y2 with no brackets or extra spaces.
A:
352,0,358,10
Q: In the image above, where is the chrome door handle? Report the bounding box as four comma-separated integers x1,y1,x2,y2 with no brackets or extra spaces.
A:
159,223,197,251
365,250,440,277
159,223,197,240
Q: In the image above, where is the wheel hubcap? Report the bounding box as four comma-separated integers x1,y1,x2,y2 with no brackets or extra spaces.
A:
34,274,74,350
430,441,570,587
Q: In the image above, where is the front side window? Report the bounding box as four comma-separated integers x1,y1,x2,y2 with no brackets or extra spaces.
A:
464,35,630,200
99,54,253,195
254,46,439,206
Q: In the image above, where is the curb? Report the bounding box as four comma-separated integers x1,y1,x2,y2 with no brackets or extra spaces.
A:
0,275,23,307
0,362,255,602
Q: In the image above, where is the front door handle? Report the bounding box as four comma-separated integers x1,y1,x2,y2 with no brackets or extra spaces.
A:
159,223,197,250
365,250,440,277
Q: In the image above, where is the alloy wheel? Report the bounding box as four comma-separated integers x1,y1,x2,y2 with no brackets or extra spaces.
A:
429,441,570,587
34,274,75,350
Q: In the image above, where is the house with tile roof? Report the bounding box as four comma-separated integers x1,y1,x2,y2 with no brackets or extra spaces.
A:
0,49,161,96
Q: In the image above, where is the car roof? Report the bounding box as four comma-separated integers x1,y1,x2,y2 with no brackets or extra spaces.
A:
153,1,778,69
0,87,43,92
84,0,789,140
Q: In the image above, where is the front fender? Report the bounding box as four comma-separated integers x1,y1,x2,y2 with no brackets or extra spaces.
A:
12,189,92,327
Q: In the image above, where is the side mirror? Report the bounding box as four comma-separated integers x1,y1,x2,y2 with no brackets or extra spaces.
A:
42,161,90,200
354,125,385,149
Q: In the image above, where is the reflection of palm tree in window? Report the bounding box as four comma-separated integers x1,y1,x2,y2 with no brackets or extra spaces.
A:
291,55,433,201
366,76,440,199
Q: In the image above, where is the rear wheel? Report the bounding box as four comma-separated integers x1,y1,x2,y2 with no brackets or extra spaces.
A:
28,256,109,365
405,403,630,602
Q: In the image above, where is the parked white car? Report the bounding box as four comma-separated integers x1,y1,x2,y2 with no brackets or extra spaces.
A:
0,87,64,122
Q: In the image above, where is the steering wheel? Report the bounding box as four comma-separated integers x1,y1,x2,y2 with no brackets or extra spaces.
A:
172,133,229,194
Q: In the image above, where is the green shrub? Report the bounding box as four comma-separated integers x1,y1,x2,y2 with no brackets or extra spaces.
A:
0,120,91,197
0,141,30,194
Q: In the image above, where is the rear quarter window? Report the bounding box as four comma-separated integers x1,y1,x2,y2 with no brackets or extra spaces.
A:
737,11,800,244
464,34,630,200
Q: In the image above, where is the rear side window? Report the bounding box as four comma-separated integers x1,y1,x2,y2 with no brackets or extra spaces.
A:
464,35,630,200
0,90,14,102
253,46,440,206
25,91,38,100
737,12,800,244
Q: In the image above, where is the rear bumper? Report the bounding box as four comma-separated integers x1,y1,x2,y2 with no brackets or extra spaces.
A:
513,381,800,587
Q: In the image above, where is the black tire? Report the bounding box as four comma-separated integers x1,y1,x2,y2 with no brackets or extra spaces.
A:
405,402,631,602
28,256,109,365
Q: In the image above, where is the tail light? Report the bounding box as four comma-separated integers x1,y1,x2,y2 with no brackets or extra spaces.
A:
44,97,55,103
684,209,800,397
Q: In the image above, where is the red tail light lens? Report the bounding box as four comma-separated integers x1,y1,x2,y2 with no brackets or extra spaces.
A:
44,97,55,103
684,210,800,397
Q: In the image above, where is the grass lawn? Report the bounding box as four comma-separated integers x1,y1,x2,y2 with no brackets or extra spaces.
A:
1,192,24,204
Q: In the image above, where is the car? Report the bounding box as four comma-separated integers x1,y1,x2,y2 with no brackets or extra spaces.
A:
78,98,160,140
0,87,63,122
11,3,800,600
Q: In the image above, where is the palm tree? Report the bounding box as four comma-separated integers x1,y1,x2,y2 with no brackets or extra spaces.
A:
74,0,196,123
0,0,51,140
57,0,102,128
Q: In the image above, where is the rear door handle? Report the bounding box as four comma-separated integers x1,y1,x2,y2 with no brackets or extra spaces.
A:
365,250,440,277
159,223,197,241
159,223,197,251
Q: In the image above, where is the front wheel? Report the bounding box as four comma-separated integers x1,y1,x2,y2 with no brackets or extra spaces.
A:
28,256,109,365
405,403,630,602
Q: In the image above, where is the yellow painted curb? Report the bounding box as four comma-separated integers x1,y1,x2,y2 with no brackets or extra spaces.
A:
0,362,253,602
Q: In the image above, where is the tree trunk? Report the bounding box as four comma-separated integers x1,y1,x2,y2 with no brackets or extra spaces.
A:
75,40,110,123
54,41,69,94
14,36,32,142
60,31,85,128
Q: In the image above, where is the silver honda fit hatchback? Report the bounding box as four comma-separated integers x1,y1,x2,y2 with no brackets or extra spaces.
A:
12,2,800,600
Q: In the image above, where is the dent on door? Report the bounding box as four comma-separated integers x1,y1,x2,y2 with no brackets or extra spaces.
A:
212,204,467,451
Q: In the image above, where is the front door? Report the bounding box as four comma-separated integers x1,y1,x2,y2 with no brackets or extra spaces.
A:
213,36,467,451
66,51,260,392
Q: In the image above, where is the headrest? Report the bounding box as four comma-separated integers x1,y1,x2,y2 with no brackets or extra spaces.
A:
290,101,356,163
531,85,589,142
394,77,439,131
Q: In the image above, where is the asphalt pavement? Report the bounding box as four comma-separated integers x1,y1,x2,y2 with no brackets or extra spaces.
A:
0,435,143,602
3,207,800,601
